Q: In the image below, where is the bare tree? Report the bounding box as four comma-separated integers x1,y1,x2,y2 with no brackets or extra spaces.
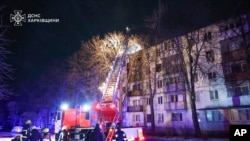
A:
68,31,125,102
143,1,219,136
0,13,13,100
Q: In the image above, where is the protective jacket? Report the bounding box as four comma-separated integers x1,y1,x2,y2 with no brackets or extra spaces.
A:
22,124,31,141
89,123,105,141
42,133,51,141
114,127,127,141
31,129,42,141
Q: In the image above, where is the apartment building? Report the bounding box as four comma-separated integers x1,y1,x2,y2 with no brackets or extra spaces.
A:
119,13,250,135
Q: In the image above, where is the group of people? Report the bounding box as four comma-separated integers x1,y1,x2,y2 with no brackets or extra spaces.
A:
15,119,127,141
20,120,52,141
89,121,127,141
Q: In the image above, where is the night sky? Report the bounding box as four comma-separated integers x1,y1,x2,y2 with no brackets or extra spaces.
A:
1,0,250,94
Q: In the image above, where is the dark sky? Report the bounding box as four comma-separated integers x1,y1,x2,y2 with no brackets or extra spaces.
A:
1,0,250,92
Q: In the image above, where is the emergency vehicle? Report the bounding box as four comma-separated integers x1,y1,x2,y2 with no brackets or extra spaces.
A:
54,35,145,141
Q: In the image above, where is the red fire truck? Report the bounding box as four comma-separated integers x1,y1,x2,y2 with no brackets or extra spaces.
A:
54,37,145,141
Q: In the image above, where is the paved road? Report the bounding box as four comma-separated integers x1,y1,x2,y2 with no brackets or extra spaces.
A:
146,136,229,141
0,132,20,141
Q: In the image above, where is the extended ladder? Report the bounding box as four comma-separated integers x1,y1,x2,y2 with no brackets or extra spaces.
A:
99,34,129,140
105,112,120,141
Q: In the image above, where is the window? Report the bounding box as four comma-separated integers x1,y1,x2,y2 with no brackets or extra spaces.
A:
206,111,225,122
195,92,200,101
157,80,163,88
133,114,140,122
147,114,151,123
172,113,182,121
122,87,126,93
158,114,164,123
146,82,151,89
158,96,163,104
133,83,141,90
231,109,250,121
231,63,247,73
146,98,151,105
169,95,178,102
210,90,219,100
206,50,214,62
156,48,161,56
227,85,250,97
156,64,162,72
132,99,139,106
230,42,241,51
204,32,212,41
208,72,216,80
220,41,229,53
164,41,171,50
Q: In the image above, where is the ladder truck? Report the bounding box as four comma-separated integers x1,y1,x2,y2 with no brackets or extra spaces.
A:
54,35,145,141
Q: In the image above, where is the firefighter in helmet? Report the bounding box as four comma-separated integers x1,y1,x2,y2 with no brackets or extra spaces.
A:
114,122,127,141
22,120,32,141
42,128,52,141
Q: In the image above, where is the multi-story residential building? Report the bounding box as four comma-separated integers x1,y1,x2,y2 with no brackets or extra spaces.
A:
119,13,250,136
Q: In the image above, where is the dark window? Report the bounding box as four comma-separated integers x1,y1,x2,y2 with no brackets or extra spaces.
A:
133,84,141,90
208,72,216,80
204,32,212,41
156,49,161,56
172,113,183,121
147,114,152,122
156,64,162,72
206,50,214,62
170,95,178,102
146,98,151,105
157,80,163,88
210,90,219,100
122,87,126,93
158,96,163,104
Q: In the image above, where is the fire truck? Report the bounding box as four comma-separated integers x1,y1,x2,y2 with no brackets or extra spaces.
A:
54,35,145,141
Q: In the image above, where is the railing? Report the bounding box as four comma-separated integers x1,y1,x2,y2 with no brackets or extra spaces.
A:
127,105,144,112
164,101,187,110
127,90,143,97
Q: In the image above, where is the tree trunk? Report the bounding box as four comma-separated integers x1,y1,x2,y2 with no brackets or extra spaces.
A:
189,90,201,137
150,97,156,133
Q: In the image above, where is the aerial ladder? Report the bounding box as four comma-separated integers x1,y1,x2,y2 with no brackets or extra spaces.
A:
95,35,129,141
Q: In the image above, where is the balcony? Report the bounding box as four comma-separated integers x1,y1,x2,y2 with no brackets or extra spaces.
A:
127,105,144,112
164,101,187,110
127,90,143,97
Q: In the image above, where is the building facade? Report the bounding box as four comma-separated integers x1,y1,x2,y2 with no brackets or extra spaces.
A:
119,13,250,135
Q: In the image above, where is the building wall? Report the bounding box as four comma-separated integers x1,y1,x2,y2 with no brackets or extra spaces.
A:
120,13,250,135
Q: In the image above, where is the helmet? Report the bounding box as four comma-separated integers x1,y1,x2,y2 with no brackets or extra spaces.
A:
62,126,66,130
43,128,49,133
26,120,32,124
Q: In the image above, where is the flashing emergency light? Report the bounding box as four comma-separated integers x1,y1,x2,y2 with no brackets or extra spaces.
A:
110,103,115,109
60,103,69,110
82,104,91,111
95,104,100,109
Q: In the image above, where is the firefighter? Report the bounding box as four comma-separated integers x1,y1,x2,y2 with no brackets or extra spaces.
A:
58,126,68,141
22,120,32,141
30,126,42,141
89,123,105,141
114,123,127,141
42,128,52,141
